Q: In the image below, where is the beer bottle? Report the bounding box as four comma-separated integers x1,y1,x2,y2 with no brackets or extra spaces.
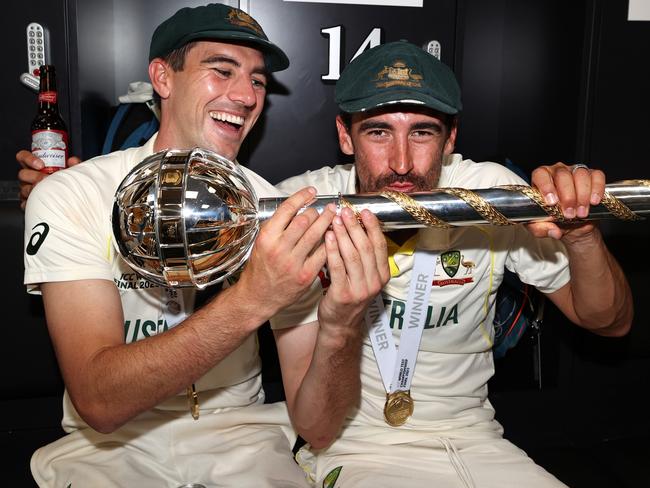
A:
31,65,68,174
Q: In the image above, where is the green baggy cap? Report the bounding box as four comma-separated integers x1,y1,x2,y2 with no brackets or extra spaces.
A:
149,3,289,72
336,40,461,114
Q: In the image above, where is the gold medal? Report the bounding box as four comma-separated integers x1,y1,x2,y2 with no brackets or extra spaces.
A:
384,390,414,426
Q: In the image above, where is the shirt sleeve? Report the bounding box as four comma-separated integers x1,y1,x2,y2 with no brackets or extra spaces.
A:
505,226,570,294
24,172,113,293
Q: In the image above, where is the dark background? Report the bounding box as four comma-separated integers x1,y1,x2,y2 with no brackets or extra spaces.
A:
1,0,649,486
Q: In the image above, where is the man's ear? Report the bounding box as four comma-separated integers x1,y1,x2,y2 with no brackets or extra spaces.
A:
443,116,458,155
149,59,171,99
336,115,354,155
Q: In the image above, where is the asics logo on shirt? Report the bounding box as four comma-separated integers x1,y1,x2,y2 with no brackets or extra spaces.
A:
26,222,49,255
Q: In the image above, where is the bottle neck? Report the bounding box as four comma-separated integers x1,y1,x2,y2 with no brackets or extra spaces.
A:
38,91,59,110
38,67,59,111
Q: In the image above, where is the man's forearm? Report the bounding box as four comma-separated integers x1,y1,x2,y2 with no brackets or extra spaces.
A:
61,282,265,433
564,229,633,335
290,324,363,450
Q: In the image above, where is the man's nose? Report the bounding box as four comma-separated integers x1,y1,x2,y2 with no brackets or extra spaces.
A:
228,76,256,107
389,137,413,175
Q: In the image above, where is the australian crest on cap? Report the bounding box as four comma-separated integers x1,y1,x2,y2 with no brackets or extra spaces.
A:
227,8,265,37
374,60,423,89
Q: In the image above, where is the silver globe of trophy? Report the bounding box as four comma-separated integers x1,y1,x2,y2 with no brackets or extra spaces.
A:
112,147,650,289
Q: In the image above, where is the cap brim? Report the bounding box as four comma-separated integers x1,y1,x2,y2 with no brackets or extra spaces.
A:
339,90,460,115
170,29,289,72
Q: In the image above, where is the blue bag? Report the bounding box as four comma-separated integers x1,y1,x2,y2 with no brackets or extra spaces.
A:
101,82,160,154
492,158,542,358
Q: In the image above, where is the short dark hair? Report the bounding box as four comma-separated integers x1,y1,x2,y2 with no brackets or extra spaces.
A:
151,41,198,104
162,41,199,72
339,111,352,130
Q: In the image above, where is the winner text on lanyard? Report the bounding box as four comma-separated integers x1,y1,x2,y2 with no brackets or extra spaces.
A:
365,249,437,427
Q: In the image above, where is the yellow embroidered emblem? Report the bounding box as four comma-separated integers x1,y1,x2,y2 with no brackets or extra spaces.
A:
227,8,265,37
374,59,423,89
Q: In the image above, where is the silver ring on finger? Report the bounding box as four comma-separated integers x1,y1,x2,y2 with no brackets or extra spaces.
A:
571,163,590,174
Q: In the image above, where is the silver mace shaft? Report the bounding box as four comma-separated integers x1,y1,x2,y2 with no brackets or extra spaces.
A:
113,148,650,289
259,180,650,228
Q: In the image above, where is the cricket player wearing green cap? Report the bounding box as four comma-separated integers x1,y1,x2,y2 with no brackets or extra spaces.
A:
272,40,632,488
23,4,388,486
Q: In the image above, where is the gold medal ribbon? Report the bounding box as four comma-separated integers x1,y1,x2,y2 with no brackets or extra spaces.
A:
187,383,199,420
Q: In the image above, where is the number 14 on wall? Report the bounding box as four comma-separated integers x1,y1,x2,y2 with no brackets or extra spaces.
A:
321,25,440,81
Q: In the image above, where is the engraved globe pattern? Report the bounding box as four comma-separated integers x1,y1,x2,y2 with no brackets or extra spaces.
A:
112,148,259,288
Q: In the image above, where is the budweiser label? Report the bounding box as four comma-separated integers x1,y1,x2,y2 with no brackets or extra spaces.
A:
31,129,68,170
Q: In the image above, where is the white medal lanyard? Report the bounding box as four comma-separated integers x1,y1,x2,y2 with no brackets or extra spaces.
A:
366,249,438,395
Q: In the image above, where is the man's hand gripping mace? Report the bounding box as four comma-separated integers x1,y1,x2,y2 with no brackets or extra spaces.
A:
113,148,650,289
